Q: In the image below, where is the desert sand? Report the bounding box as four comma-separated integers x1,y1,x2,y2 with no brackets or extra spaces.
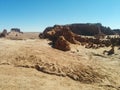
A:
0,35,120,90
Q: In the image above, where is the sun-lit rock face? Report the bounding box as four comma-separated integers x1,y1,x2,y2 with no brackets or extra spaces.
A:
54,36,71,51
41,25,81,51
42,25,80,44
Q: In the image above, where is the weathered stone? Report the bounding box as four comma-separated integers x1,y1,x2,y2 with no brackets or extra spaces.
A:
54,36,71,51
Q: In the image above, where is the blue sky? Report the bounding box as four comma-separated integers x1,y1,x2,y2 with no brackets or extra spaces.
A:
0,0,120,32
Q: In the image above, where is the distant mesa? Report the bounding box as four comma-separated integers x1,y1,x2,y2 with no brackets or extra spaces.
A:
0,28,24,39
11,28,23,33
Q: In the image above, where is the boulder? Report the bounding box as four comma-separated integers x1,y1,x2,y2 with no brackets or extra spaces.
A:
54,36,71,51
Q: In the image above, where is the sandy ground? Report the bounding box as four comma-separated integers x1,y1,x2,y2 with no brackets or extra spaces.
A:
6,32,40,40
0,38,120,90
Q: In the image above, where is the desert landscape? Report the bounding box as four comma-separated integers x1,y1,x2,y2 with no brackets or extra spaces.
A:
1,0,120,89
0,24,120,90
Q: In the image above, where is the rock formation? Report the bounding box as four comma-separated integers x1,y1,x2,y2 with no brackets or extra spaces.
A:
41,24,120,51
54,36,71,51
54,26,80,44
41,25,82,51
11,28,21,33
10,28,23,34
113,29,120,35
0,29,7,37
110,37,120,46
103,46,115,55
42,23,115,37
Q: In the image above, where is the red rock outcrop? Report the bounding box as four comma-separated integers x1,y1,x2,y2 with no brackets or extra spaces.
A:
54,27,80,45
54,36,71,51
43,25,80,44
41,25,81,51
41,24,114,51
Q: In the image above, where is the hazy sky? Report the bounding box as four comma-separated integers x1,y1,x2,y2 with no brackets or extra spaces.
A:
0,0,120,32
